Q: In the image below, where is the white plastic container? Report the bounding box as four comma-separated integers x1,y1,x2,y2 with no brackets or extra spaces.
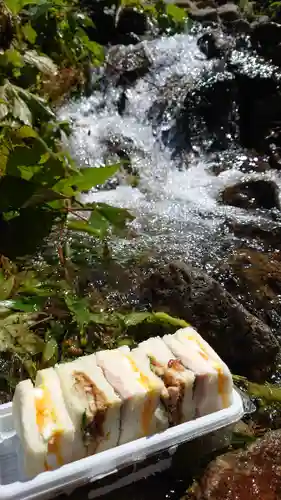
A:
0,389,244,500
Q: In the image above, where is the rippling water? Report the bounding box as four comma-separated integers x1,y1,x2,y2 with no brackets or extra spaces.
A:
60,27,281,270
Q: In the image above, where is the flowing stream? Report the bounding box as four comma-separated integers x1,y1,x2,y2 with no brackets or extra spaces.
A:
60,25,281,271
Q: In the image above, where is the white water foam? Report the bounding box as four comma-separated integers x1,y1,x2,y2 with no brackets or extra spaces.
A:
60,30,281,265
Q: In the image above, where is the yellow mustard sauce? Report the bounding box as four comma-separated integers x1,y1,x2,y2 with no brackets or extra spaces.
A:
35,385,64,470
125,355,157,437
185,333,228,408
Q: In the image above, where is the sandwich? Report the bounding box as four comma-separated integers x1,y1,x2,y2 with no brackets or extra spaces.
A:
12,368,75,478
95,346,167,444
137,337,196,425
163,327,233,416
55,354,121,460
174,327,233,408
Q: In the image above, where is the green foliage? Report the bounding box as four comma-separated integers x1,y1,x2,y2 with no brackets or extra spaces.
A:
0,0,130,260
120,0,188,35
0,252,191,392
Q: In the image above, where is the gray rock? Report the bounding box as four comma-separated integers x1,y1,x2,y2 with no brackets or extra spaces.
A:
189,7,219,22
220,179,280,210
228,18,251,33
217,3,241,22
197,31,231,59
251,21,281,66
106,43,151,86
140,261,279,379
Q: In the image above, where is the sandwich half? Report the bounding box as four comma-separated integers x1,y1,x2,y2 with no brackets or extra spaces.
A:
12,369,75,478
55,354,121,460
96,346,167,444
163,330,230,417
137,337,196,425
174,326,233,409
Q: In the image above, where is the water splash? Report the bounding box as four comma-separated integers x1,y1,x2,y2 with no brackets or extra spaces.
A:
60,27,281,268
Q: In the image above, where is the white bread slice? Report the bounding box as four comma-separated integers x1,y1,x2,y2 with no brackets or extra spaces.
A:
163,334,222,417
34,368,75,470
12,370,76,478
174,327,233,408
129,347,169,434
96,346,164,444
137,337,195,424
55,354,121,460
12,379,46,478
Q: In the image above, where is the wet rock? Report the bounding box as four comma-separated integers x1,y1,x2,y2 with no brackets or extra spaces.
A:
197,31,230,59
79,2,147,46
106,43,151,86
188,6,219,22
228,18,251,33
140,261,279,379
239,158,271,173
83,3,116,46
226,220,281,249
196,0,217,9
115,6,148,38
221,180,280,210
188,429,281,500
217,3,241,22
216,248,281,334
251,21,281,66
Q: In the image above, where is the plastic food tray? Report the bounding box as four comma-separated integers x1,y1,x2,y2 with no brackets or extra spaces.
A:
0,389,244,500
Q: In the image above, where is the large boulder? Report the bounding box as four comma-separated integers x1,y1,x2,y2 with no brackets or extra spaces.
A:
251,20,281,67
226,219,281,249
187,429,281,500
105,43,151,86
217,248,281,334
220,179,280,210
140,261,279,379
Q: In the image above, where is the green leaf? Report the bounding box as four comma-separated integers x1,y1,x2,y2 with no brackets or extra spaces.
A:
89,312,115,325
81,37,105,63
17,125,38,139
15,85,55,122
88,210,110,238
95,203,134,227
67,219,104,237
7,49,23,67
5,0,22,14
22,23,37,44
64,293,92,332
22,188,66,208
166,4,187,22
5,0,42,14
0,176,36,211
123,311,152,327
0,313,43,354
6,145,42,176
0,86,8,119
6,297,44,312
12,94,32,125
152,312,190,328
23,51,57,75
0,276,15,300
117,337,135,347
42,337,58,364
233,375,281,404
53,165,119,195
